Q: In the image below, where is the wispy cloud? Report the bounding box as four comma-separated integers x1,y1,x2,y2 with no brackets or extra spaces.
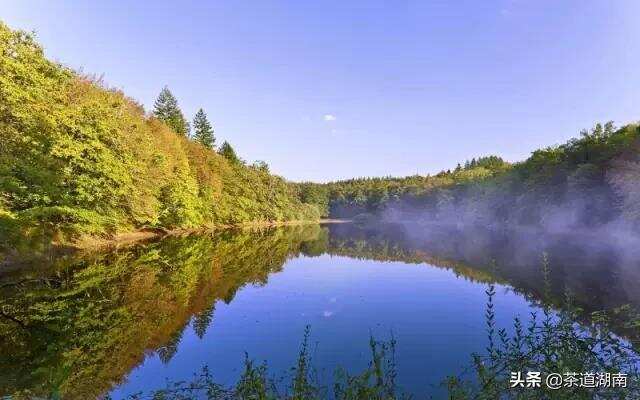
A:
323,114,336,122
500,0,522,17
323,310,334,318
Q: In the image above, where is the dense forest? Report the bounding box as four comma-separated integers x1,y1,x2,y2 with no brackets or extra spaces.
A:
296,123,640,232
0,23,319,249
2,20,639,251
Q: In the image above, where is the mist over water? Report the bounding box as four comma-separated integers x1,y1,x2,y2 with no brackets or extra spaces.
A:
333,217,640,320
375,169,640,286
2,222,639,398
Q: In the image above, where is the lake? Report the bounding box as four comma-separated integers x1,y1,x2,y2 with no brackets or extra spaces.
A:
1,222,639,399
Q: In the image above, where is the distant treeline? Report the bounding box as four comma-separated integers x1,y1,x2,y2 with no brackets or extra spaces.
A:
296,122,640,231
0,23,319,247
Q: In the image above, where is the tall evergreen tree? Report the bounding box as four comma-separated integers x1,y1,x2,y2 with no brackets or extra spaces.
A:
218,141,240,164
153,86,190,136
192,108,215,149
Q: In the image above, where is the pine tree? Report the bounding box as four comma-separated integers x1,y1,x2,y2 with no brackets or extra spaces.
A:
218,141,240,164
192,108,215,149
153,86,190,136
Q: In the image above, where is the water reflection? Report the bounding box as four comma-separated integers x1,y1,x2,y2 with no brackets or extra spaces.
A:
0,226,326,399
0,223,638,399
325,222,640,330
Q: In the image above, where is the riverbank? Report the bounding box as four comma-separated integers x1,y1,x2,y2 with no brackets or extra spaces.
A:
0,219,352,271
69,219,352,251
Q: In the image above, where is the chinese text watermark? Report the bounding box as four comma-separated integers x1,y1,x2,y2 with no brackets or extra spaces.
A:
509,371,627,389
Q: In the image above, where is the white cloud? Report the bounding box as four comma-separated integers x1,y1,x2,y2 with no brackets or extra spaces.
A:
323,114,336,122
322,310,334,318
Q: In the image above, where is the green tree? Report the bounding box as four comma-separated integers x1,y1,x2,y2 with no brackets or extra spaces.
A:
153,86,190,136
192,108,215,149
218,141,240,164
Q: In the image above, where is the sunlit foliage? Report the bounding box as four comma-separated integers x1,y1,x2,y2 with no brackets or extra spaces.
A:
0,22,319,248
294,156,510,218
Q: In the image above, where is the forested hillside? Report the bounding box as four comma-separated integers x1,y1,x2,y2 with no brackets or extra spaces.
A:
2,20,638,250
297,123,640,231
0,23,319,247
295,155,511,217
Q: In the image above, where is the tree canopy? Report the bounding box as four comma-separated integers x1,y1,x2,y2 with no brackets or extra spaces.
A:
192,108,215,149
1,20,639,248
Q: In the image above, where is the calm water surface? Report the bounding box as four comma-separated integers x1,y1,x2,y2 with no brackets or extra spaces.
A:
1,223,638,399
111,254,534,398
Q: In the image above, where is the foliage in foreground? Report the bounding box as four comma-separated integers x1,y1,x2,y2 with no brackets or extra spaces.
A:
118,310,640,399
446,286,640,399
117,327,402,400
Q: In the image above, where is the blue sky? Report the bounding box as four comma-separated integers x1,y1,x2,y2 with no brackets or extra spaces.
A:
3,1,639,182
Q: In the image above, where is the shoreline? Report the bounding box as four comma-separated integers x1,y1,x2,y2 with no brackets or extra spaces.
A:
0,219,352,270
68,219,351,251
